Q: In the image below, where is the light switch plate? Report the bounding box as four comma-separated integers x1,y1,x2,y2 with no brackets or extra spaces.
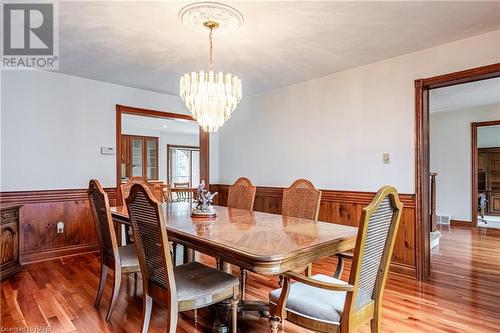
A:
383,153,390,164
101,147,115,155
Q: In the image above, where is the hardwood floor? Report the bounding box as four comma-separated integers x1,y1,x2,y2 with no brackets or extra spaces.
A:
1,225,499,333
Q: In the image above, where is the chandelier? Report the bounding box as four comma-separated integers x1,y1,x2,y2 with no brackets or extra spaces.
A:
179,2,243,132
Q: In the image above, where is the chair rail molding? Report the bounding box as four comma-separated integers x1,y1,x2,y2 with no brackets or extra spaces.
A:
0,188,117,263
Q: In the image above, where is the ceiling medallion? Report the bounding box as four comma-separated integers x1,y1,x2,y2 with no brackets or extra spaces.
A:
179,2,243,35
179,2,243,132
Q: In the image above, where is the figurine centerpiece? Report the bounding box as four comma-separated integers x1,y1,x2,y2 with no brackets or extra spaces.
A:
191,180,218,218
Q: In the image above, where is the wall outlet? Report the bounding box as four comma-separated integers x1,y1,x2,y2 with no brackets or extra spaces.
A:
383,153,390,164
57,221,64,234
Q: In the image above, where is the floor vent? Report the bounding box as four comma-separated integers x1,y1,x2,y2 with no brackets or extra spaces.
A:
436,215,451,225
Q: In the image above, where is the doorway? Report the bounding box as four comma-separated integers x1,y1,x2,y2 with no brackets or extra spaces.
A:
415,63,500,280
473,121,500,227
115,104,209,203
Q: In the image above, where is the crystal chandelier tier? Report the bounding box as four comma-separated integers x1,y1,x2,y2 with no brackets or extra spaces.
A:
179,2,243,132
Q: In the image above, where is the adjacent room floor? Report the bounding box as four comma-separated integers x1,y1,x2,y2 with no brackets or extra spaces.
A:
478,215,500,228
2,225,499,333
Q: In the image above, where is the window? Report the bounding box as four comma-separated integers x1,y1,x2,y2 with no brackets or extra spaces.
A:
168,145,200,187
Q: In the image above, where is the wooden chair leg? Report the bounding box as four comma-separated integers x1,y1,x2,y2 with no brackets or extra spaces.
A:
269,315,280,333
230,297,239,332
172,242,177,266
166,304,178,333
370,306,381,333
370,317,381,333
193,309,198,322
278,275,284,288
134,272,138,296
141,294,153,333
95,263,108,307
304,264,312,277
216,258,221,270
333,255,345,279
106,266,121,321
240,269,247,301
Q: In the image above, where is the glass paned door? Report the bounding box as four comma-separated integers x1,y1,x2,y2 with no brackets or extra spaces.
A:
168,146,200,187
146,138,158,180
174,149,190,184
131,137,143,177
191,150,200,186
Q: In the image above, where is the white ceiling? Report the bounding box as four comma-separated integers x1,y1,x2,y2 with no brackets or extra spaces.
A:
58,1,500,96
122,114,199,135
430,77,500,113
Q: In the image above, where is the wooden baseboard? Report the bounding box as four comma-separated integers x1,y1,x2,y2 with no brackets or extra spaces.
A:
450,220,472,227
390,263,417,278
21,243,99,264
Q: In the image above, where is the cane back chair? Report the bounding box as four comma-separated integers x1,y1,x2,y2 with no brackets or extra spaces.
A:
227,177,257,210
125,183,240,333
121,177,164,206
282,179,322,276
87,179,140,321
226,177,258,301
269,185,403,333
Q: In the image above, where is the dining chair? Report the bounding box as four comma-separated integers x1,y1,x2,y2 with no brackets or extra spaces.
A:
87,179,141,321
282,179,322,220
121,177,164,206
268,185,403,333
226,177,257,302
126,183,240,333
174,182,191,202
163,183,173,203
227,177,257,210
281,179,322,276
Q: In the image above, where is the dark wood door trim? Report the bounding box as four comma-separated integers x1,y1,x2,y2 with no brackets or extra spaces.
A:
415,63,500,280
116,105,209,204
471,120,500,227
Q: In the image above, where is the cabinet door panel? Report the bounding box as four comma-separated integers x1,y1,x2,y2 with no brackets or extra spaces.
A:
0,222,18,265
490,195,500,214
146,138,158,180
478,153,485,172
131,137,144,177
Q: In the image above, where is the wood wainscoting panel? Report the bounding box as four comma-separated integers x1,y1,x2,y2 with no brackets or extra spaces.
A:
212,184,417,278
0,188,117,263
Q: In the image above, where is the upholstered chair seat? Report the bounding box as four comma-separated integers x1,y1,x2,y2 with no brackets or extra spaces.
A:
270,274,348,324
269,186,403,333
115,244,140,270
173,262,239,307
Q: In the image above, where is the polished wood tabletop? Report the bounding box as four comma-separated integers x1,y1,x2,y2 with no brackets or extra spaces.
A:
111,202,357,275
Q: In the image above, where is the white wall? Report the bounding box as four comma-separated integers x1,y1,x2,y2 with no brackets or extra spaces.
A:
478,125,500,148
218,30,500,193
430,105,500,221
0,70,219,191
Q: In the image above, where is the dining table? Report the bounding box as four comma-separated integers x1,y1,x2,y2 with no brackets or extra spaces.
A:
110,202,357,330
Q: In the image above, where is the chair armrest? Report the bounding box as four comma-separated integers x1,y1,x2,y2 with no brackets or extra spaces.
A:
273,272,354,320
283,271,354,292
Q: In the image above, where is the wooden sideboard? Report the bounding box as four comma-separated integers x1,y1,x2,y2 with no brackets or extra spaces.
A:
1,205,23,280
